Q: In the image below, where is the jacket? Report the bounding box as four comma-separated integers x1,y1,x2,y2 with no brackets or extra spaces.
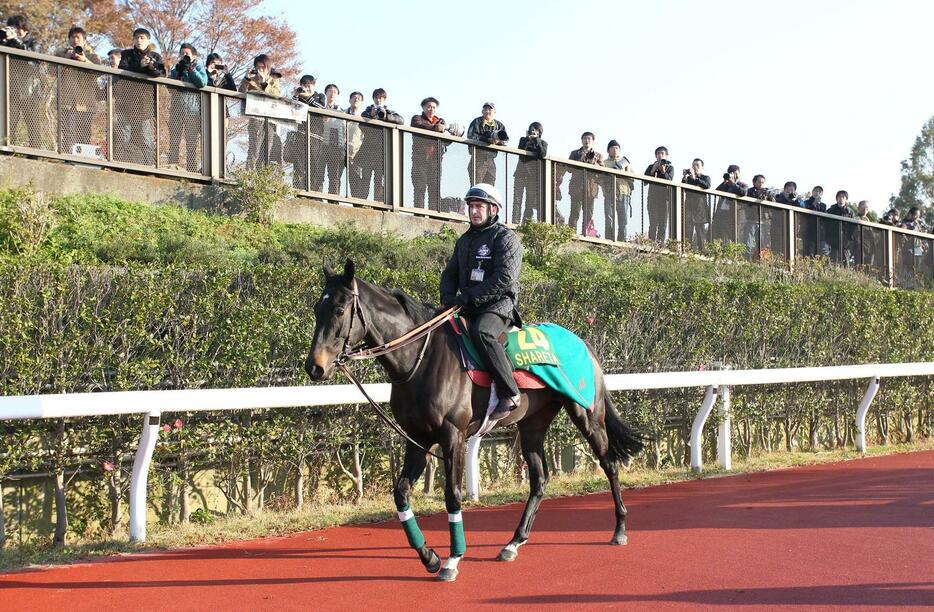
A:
645,160,674,181
747,187,775,201
467,116,507,145
827,203,854,218
170,61,207,88
345,109,363,160
55,45,102,111
55,45,101,65
362,104,404,125
716,180,746,197
776,193,804,207
410,112,447,161
804,197,826,212
439,218,522,321
1,33,40,53
604,155,636,197
208,70,237,91
683,173,712,223
513,136,547,180
119,44,165,77
238,73,282,97
168,60,208,114
557,147,603,198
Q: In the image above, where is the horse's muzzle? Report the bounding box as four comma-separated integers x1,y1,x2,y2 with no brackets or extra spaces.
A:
304,352,333,381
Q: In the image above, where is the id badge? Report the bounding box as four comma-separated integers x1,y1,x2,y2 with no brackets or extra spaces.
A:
470,267,485,282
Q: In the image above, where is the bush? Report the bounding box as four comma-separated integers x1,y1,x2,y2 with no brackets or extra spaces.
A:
219,165,295,225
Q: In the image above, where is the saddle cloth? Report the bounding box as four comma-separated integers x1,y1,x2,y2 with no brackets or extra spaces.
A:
448,315,596,410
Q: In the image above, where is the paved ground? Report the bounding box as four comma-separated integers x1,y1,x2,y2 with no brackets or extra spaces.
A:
2,451,932,611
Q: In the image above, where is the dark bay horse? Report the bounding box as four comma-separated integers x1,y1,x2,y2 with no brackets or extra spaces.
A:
305,260,643,582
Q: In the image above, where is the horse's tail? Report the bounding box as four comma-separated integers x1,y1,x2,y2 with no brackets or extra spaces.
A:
603,388,645,466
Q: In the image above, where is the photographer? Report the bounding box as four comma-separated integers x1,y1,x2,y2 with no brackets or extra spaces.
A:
827,190,855,263
321,83,345,195
556,132,604,235
0,15,39,52
881,208,901,226
644,146,675,242
3,15,46,150
119,28,165,77
356,88,402,200
746,175,774,201
166,43,207,172
285,74,325,189
512,121,548,224
410,96,449,210
54,26,101,155
238,54,282,169
346,91,367,199
776,181,804,207
682,158,712,249
466,102,508,186
602,140,636,242
205,53,236,91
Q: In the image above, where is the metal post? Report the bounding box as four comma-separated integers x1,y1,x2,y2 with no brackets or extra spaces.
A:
129,411,160,542
672,184,683,252
787,208,796,271
106,75,113,162
690,385,718,473
153,85,160,168
466,436,482,501
884,228,895,288
389,128,403,210
855,377,881,453
0,53,8,146
205,91,221,179
717,364,732,470
541,159,553,224
55,64,62,153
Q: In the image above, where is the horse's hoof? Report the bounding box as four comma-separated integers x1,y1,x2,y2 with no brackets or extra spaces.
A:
437,567,459,582
610,533,628,546
423,549,441,573
496,547,518,562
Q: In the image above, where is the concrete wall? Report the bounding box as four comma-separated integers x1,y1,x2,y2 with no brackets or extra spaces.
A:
0,155,466,239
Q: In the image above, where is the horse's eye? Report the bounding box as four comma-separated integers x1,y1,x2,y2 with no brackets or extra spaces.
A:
334,307,345,316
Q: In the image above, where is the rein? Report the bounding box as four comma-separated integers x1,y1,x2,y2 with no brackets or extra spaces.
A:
335,279,458,460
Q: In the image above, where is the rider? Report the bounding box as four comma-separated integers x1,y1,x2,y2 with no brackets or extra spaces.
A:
440,184,523,420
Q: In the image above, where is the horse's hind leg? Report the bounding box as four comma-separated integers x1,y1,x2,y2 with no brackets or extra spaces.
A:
565,401,630,545
393,441,441,573
498,404,559,562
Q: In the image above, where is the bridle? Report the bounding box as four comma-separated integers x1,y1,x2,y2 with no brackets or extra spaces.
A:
328,278,457,459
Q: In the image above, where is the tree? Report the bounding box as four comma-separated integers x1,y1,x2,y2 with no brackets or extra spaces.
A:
890,116,934,227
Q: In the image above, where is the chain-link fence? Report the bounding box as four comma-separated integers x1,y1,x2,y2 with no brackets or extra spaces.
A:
158,83,202,172
894,232,934,289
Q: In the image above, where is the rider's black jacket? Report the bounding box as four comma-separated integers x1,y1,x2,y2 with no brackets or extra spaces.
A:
440,215,522,322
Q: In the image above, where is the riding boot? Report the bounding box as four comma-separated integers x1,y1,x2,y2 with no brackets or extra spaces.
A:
489,394,520,420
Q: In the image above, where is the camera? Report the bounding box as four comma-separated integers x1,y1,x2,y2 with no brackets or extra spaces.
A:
683,168,691,175
373,106,388,120
294,86,306,94
445,122,465,137
495,129,508,142
73,45,84,56
210,63,226,72
176,54,192,72
270,69,283,79
584,150,597,162
0,26,18,42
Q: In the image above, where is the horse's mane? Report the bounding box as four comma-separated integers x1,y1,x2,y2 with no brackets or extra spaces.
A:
388,288,440,324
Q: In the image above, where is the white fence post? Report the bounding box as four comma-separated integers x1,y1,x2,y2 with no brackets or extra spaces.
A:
129,411,160,542
466,435,482,501
691,385,718,473
717,383,732,471
855,377,881,453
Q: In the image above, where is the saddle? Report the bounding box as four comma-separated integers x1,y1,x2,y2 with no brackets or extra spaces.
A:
448,315,547,390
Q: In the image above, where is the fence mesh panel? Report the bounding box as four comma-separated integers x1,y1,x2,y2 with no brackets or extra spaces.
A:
112,76,155,166
222,96,248,175
683,189,711,250
510,153,542,224
8,58,56,151
58,65,108,159
349,123,386,202
315,114,346,196
159,83,202,172
895,233,933,288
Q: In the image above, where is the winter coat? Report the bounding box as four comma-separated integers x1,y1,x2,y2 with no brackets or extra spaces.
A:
513,135,547,181
168,60,207,115
362,104,404,125
804,197,827,212
410,112,448,161
440,217,522,321
683,173,712,223
716,180,746,197
1,33,40,53
827,203,854,218
604,155,636,197
119,44,165,77
747,187,775,201
208,70,237,91
645,160,675,205
55,45,102,111
55,45,101,65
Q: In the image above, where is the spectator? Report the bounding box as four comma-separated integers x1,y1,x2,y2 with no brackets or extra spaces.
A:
644,146,674,242
881,208,901,226
357,88,402,201
55,26,102,155
238,53,282,169
346,91,367,199
682,158,712,250
856,201,877,266
3,16,46,150
746,175,774,201
287,74,325,190
900,206,926,232
320,83,345,195
512,122,547,224
1,14,39,52
856,200,871,222
557,132,604,235
711,164,744,243
775,181,803,207
119,28,164,77
116,28,165,165
410,96,448,210
804,185,827,212
105,48,121,69
467,102,508,186
602,140,635,242
205,53,236,90
898,207,929,279
828,190,854,218
165,43,207,172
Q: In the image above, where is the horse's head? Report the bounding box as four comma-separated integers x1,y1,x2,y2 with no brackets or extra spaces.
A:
304,259,365,381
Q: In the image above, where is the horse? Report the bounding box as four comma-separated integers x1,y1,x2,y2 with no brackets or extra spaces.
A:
305,259,644,582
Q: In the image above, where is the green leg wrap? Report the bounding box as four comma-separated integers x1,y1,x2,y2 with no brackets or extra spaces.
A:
448,512,466,556
397,504,425,550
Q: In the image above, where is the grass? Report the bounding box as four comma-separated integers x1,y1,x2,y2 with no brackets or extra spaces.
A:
2,439,931,572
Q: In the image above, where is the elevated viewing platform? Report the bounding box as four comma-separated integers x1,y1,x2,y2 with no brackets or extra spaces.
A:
0,46,931,289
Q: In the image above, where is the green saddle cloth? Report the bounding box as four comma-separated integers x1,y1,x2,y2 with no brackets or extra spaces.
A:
455,316,596,410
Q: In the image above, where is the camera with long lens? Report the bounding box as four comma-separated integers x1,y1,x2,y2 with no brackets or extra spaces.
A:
72,45,84,56
495,129,508,142
0,26,18,42
373,105,388,121
445,122,465,137
176,54,192,72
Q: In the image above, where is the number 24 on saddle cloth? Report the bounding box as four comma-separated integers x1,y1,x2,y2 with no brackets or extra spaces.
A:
448,315,596,410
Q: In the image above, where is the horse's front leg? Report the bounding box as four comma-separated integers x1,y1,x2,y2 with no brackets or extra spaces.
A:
393,441,441,573
437,424,467,582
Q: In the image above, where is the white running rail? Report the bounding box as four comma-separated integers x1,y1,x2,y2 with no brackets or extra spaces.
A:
1,363,931,541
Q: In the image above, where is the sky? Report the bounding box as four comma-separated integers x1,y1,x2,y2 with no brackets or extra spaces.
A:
261,0,933,213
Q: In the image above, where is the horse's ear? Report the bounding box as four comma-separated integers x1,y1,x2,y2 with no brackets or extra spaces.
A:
323,264,335,279
343,259,356,282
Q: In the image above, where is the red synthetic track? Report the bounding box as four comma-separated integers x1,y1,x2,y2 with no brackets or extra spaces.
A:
2,451,933,611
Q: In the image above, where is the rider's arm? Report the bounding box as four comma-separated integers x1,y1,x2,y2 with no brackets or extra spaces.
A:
439,249,460,307
460,231,522,307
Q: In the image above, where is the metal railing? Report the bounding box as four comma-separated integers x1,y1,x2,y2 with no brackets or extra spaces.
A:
1,362,931,541
2,46,932,288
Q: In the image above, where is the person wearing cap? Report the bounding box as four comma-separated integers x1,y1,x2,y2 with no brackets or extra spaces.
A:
467,102,508,187
410,96,449,210
602,140,634,242
512,122,548,223
440,183,523,421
